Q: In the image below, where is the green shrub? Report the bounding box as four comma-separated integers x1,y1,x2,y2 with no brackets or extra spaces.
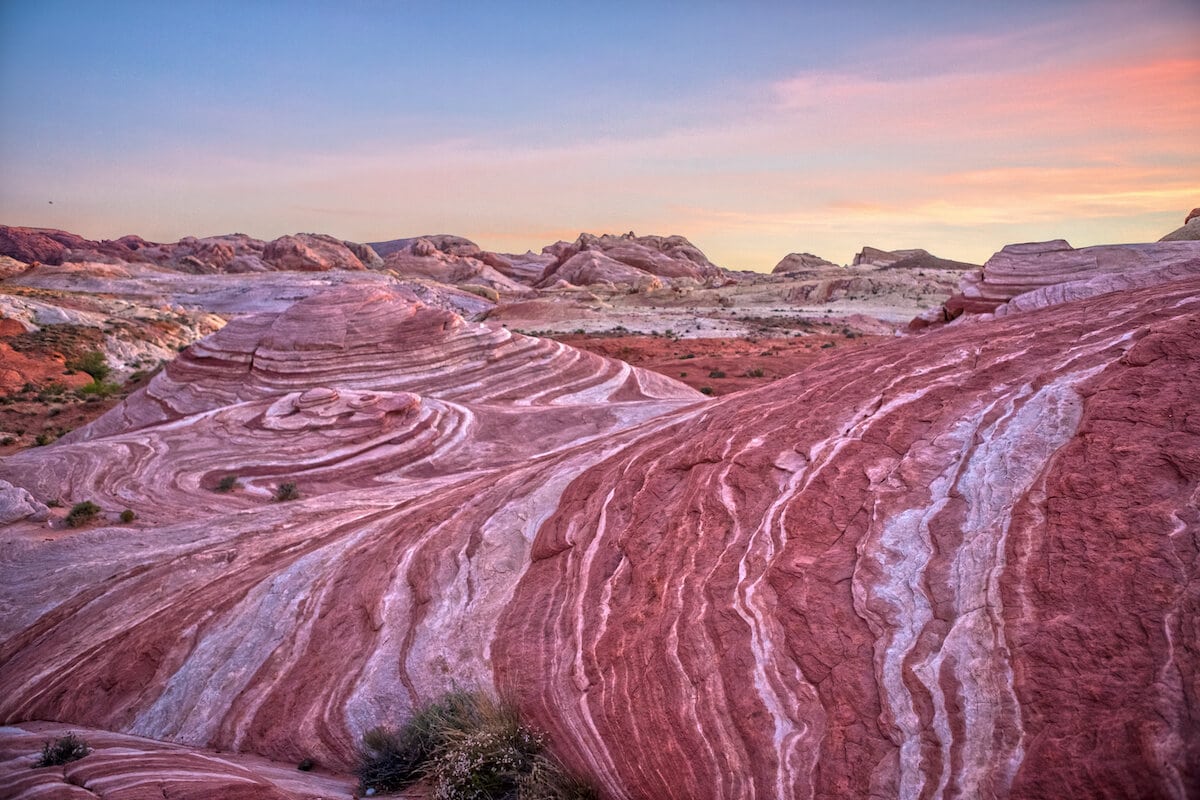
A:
120,509,136,523
66,351,109,383
215,475,240,493
34,733,90,766
274,482,300,502
358,690,481,792
700,387,714,396
708,370,726,379
744,368,765,378
358,691,597,799
34,432,56,447
75,381,122,399
65,501,101,528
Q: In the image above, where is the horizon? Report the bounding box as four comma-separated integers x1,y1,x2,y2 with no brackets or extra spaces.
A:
1,0,1198,271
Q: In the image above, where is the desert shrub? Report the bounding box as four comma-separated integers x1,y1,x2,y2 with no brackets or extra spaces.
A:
708,370,726,379
700,387,714,396
34,733,90,766
215,475,240,493
358,689,481,792
34,432,56,446
75,381,121,398
37,384,67,402
120,509,136,523
821,342,836,349
744,368,765,378
274,482,301,502
66,351,110,383
358,691,597,800
297,758,315,771
65,501,101,528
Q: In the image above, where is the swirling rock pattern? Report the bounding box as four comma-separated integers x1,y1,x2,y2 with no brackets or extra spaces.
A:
2,277,1198,799
0,721,354,799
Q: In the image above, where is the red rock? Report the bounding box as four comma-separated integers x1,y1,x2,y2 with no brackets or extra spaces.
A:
0,274,1197,799
261,233,373,272
539,232,726,288
772,252,840,274
0,721,353,799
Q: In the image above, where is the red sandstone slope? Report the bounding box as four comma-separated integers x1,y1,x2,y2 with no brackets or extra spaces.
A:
1,275,1197,799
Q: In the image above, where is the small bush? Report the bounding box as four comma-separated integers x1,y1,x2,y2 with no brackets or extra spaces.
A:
274,482,301,502
65,501,101,528
215,475,240,493
35,733,90,767
821,342,836,349
744,368,765,378
120,509,136,523
708,370,726,379
700,387,714,396
358,690,482,792
66,351,110,383
34,432,56,447
358,691,597,800
297,758,315,772
75,381,122,399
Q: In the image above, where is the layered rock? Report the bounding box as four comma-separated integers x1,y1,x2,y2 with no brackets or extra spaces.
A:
943,239,1200,317
374,234,532,294
538,232,726,289
1160,208,1200,241
261,233,376,272
771,252,840,274
0,722,353,799
851,245,978,272
1,272,1197,798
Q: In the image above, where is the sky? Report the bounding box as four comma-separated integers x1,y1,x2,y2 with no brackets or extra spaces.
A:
1,0,1197,271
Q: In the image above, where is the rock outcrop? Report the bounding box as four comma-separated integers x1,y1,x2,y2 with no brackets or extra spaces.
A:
771,252,840,274
1160,208,1200,241
1,272,1197,798
538,232,726,289
374,235,533,294
852,245,978,272
0,722,353,799
942,239,1200,317
261,233,375,272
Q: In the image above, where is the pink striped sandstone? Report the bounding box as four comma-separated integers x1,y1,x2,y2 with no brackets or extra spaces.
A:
1,271,1198,798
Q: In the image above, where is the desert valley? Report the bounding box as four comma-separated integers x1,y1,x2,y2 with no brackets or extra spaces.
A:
0,209,1198,798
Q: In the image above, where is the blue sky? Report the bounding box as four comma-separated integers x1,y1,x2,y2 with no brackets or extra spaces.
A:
2,0,1198,269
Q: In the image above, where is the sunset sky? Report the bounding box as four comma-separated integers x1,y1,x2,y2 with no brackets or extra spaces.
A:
1,0,1197,270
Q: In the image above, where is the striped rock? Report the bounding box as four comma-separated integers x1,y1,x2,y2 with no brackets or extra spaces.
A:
2,277,1198,798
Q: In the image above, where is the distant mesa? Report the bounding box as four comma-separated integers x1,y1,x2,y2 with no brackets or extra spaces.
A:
852,245,979,271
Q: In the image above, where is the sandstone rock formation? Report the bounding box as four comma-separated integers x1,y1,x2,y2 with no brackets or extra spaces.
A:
538,232,726,289
261,233,376,272
852,246,978,272
1160,208,1200,241
772,252,840,274
0,226,384,275
0,721,354,799
1,269,1197,799
373,234,533,294
942,239,1200,317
